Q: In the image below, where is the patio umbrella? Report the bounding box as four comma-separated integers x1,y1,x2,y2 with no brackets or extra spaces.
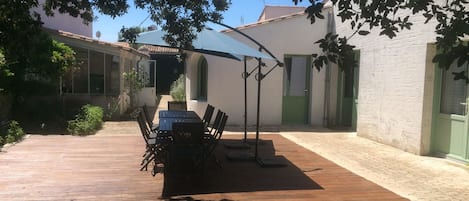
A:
136,26,283,166
135,28,273,61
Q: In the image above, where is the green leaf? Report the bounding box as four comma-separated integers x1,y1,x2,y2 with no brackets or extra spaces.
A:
358,30,370,35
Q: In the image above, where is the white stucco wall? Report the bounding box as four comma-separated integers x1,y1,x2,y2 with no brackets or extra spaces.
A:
187,11,330,126
32,0,93,37
334,7,438,154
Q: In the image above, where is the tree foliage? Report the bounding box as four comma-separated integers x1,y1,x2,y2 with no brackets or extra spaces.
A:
118,26,147,44
298,0,469,81
0,0,77,94
133,0,230,49
0,0,230,94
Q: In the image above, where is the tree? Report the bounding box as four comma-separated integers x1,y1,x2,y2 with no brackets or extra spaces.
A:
118,26,147,44
0,0,230,94
0,0,79,94
297,0,469,81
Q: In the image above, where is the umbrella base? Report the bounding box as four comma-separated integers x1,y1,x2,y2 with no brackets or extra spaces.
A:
225,151,255,161
246,138,265,145
256,156,287,168
224,141,251,149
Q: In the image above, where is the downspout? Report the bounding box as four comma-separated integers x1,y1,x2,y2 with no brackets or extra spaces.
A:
323,9,335,127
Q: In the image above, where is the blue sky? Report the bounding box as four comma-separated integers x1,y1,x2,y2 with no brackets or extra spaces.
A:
92,0,311,42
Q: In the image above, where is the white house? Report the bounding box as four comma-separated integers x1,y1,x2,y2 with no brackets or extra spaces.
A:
30,1,154,117
183,2,469,163
31,0,93,37
185,5,332,127
333,0,469,162
48,29,151,116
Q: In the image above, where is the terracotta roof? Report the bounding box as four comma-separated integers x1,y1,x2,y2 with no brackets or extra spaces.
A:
45,28,149,57
138,45,179,54
222,3,332,33
222,11,306,32
257,5,307,21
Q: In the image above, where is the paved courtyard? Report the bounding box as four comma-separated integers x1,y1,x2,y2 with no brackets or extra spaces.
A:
281,130,469,201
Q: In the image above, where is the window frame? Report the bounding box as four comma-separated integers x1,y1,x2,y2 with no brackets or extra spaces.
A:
196,56,208,100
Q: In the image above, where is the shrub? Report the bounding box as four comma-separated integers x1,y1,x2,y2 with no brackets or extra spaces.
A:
0,121,25,145
67,104,104,135
170,74,186,102
8,121,24,142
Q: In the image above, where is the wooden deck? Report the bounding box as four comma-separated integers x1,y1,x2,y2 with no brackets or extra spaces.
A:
0,133,407,200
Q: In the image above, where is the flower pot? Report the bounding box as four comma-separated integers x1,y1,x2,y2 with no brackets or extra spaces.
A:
167,101,187,111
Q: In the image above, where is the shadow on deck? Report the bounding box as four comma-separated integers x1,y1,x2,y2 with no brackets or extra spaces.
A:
162,138,322,197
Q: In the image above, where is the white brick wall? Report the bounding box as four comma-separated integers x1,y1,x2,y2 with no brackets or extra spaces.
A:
335,6,438,154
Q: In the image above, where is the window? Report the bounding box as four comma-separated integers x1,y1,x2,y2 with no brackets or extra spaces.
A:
105,54,120,94
283,56,307,96
62,45,121,95
147,60,156,87
197,56,208,100
89,50,104,94
440,62,467,115
137,58,152,87
73,47,89,93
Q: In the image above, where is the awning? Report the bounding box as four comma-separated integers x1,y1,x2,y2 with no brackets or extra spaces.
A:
135,28,273,61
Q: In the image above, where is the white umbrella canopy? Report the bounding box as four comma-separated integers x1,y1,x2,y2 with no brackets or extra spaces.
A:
135,28,273,61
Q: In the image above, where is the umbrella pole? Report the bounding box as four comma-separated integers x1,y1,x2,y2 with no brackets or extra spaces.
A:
244,56,248,143
255,58,262,160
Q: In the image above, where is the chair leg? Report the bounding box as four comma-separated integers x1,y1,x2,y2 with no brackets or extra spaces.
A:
141,150,154,165
141,154,155,171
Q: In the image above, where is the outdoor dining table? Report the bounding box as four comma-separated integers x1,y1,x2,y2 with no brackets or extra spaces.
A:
158,110,206,176
158,110,202,131
159,110,199,119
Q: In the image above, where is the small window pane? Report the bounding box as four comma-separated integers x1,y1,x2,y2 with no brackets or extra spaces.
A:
148,60,156,87
286,56,307,96
73,47,89,93
89,50,104,94
440,62,467,115
105,54,120,94
198,57,208,99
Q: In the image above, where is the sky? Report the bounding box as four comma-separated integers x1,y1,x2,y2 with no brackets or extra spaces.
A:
92,0,312,42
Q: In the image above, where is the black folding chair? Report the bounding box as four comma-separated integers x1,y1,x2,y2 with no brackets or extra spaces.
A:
204,110,224,140
201,104,215,129
142,105,159,131
136,111,170,175
198,114,228,169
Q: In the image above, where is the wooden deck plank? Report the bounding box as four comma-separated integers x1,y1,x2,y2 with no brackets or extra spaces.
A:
0,133,407,200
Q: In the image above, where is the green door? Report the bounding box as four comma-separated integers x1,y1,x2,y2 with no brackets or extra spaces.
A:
282,55,311,124
432,62,469,162
337,51,360,129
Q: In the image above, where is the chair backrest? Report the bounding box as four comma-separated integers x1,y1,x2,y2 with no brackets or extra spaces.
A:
141,105,154,129
202,104,215,128
209,110,224,135
171,122,204,145
204,114,228,159
213,114,228,141
136,111,151,143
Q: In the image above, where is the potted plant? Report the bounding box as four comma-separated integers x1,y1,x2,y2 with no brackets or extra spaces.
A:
168,74,187,110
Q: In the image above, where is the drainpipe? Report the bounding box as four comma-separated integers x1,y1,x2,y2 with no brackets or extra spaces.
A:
323,8,336,127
